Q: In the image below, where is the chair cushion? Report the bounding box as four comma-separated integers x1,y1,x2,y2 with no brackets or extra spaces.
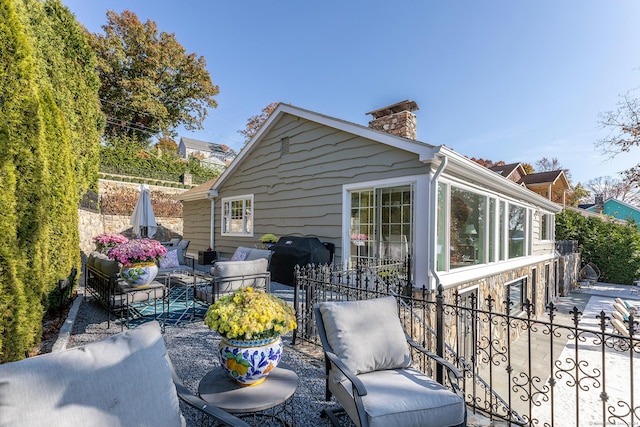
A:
333,368,466,427
244,248,272,261
0,321,183,427
319,296,412,378
159,249,180,268
230,247,250,261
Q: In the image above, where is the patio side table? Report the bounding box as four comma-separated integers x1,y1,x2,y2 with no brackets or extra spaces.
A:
198,363,298,426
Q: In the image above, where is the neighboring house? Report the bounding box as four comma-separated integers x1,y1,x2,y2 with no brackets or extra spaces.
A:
178,101,563,315
178,137,236,164
490,163,571,205
579,196,640,229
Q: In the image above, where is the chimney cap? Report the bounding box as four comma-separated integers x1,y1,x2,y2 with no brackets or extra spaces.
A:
366,100,419,119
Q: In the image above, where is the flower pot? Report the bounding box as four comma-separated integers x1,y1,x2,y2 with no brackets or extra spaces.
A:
120,262,158,287
218,336,283,386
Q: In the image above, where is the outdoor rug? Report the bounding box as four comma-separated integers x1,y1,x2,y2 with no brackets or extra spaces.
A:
127,285,209,328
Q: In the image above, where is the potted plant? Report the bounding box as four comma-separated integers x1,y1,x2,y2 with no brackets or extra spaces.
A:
258,233,278,250
93,233,129,254
204,287,297,386
107,238,167,287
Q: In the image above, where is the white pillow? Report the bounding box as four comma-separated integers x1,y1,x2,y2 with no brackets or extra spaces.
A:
159,249,180,268
318,296,412,379
0,321,183,427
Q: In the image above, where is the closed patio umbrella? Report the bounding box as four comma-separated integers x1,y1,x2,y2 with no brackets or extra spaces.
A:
131,184,157,238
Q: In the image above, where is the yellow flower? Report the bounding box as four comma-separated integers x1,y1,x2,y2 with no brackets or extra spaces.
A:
204,287,297,340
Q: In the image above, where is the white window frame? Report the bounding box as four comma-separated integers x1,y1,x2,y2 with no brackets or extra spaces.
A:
221,194,254,236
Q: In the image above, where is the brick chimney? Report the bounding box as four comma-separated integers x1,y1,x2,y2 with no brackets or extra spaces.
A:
366,100,419,140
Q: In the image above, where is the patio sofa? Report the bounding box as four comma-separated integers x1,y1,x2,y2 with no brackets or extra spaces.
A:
85,252,166,328
195,258,270,304
0,321,248,427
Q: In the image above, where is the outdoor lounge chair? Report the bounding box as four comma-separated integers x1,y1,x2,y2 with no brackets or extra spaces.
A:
615,297,637,314
314,296,467,427
0,321,249,427
195,258,270,304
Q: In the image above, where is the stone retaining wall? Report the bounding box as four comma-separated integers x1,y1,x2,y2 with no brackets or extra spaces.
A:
78,179,186,255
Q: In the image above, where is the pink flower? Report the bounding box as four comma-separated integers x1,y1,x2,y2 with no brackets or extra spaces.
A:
107,239,168,266
94,233,129,246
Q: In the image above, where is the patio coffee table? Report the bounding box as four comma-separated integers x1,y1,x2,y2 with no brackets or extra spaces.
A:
198,363,298,426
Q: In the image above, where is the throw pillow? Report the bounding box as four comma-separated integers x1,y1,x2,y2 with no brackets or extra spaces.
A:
230,250,248,261
159,249,180,268
319,296,412,380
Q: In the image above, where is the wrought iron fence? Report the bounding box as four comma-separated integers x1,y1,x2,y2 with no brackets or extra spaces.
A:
293,263,639,427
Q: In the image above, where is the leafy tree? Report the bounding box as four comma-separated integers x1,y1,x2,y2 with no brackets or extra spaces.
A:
468,158,505,169
598,90,640,185
156,136,178,155
521,163,534,174
534,156,572,180
238,102,279,143
88,10,219,143
566,182,590,206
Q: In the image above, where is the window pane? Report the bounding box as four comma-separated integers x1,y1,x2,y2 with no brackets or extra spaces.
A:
489,198,496,262
508,204,526,258
450,187,485,268
541,214,548,240
499,201,506,260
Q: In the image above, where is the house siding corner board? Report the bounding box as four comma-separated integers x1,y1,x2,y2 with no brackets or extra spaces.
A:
215,114,427,259
182,199,211,253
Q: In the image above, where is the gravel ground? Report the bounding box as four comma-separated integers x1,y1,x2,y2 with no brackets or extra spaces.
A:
65,285,343,427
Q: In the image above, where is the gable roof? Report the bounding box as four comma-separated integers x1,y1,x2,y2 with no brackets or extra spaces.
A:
519,170,568,186
198,103,560,212
489,162,524,179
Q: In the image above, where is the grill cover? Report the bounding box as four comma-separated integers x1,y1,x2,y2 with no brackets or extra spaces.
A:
270,236,331,285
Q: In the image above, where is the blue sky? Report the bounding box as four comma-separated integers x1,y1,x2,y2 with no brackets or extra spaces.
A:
61,0,640,186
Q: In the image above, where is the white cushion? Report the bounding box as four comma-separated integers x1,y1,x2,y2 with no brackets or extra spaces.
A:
0,321,184,427
335,368,466,427
318,296,412,379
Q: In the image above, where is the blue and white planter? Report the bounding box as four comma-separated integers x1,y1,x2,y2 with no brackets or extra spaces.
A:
218,336,283,386
120,262,158,287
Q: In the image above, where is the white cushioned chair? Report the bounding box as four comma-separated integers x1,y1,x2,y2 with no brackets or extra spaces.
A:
195,258,270,304
0,321,248,427
315,296,466,427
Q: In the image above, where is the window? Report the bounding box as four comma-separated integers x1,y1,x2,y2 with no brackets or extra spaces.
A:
222,195,253,235
540,213,553,241
349,185,413,266
508,204,526,259
436,180,536,272
450,186,485,268
505,277,527,314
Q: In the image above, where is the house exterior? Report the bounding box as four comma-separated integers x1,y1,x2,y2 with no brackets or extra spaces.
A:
490,163,571,205
580,196,640,229
177,137,236,165
179,101,563,315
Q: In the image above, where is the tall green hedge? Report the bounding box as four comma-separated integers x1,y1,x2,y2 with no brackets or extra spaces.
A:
556,209,640,285
0,0,102,362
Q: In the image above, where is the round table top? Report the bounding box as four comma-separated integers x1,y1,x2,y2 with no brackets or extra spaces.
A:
198,363,299,413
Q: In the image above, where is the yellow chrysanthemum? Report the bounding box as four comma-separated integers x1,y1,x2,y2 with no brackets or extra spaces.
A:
204,287,297,340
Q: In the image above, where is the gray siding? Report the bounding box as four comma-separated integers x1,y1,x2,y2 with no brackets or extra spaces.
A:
214,113,429,259
182,199,211,254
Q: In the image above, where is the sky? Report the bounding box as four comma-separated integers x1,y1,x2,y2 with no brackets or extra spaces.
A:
61,0,640,185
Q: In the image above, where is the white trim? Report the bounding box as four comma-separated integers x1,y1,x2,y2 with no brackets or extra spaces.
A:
220,194,254,237
342,175,428,281
436,252,556,289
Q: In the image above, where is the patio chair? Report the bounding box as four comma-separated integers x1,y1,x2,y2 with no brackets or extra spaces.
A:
613,302,632,322
0,321,249,427
615,297,637,314
579,262,600,287
314,296,467,427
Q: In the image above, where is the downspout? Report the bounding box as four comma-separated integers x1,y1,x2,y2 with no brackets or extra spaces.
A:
206,190,218,249
429,153,447,292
